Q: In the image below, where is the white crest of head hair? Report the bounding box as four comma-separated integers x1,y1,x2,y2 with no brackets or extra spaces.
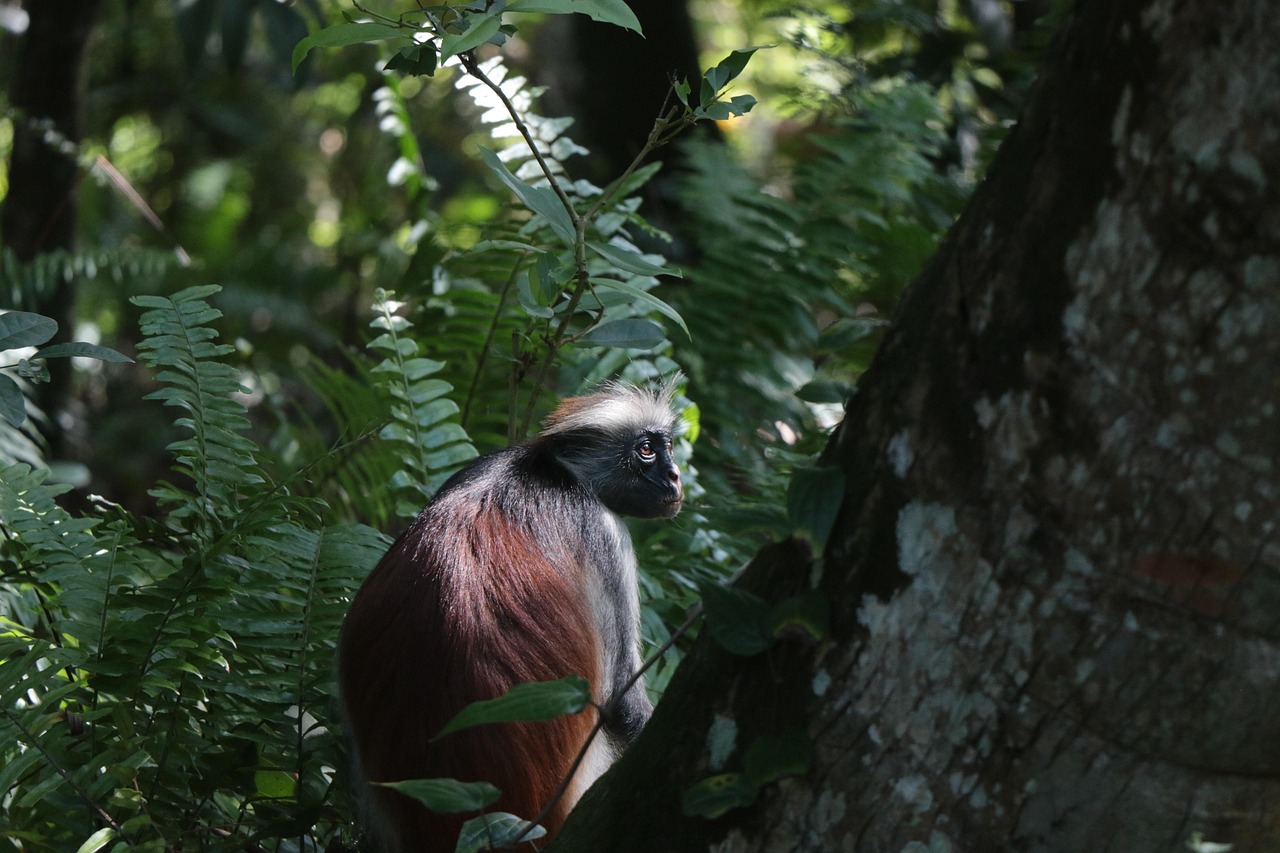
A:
541,378,678,439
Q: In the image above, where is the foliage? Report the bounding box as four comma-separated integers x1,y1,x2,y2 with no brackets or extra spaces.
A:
667,78,972,526
0,286,388,850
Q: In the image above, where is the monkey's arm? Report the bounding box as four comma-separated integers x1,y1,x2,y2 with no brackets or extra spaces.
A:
602,662,653,744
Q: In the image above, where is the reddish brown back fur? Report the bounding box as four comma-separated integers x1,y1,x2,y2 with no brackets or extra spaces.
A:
339,498,601,852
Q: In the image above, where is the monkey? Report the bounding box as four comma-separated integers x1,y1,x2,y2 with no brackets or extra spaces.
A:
337,381,683,852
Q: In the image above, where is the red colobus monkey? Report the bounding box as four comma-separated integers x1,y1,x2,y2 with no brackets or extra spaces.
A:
338,382,683,852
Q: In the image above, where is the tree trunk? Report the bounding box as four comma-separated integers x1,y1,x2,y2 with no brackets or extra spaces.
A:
1,0,103,454
554,0,1280,849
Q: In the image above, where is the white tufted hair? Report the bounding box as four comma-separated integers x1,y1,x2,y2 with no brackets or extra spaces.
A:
539,378,678,439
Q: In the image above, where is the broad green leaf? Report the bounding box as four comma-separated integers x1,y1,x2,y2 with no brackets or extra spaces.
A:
680,773,759,819
590,278,689,340
766,593,830,644
376,778,501,813
795,379,854,404
34,342,134,363
75,827,117,853
456,813,547,853
385,42,439,77
291,22,408,73
743,730,813,785
786,466,845,549
696,580,772,656
575,318,665,349
727,94,757,116
704,46,764,93
440,12,502,62
0,373,26,427
507,0,642,34
0,310,57,349
254,769,296,798
518,272,555,319
477,148,576,248
587,241,680,278
433,675,591,740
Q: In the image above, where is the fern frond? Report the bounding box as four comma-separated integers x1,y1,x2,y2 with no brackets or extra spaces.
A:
131,285,264,534
368,288,478,516
2,247,176,311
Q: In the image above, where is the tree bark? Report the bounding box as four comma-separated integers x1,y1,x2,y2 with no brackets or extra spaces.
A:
554,0,1280,849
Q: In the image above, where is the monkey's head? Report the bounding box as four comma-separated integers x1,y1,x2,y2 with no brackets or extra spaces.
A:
540,382,684,519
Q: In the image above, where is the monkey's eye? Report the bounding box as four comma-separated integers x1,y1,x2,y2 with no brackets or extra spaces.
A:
636,439,656,462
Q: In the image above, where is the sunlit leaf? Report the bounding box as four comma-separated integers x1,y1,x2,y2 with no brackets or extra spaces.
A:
507,0,642,34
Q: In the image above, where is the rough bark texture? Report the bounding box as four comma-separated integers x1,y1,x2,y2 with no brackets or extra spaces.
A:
553,0,1280,850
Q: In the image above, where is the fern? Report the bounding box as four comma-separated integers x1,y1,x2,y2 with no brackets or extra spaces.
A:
368,287,478,516
0,286,386,851
1,246,175,312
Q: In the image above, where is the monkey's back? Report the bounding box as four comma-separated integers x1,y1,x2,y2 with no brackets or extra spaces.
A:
338,446,606,853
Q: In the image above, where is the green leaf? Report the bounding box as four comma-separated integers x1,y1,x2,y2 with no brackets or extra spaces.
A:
456,812,547,853
589,278,689,340
376,778,501,813
786,466,845,549
75,827,117,853
34,342,134,363
673,76,692,107
575,318,665,349
506,0,642,34
766,593,830,644
680,773,759,819
291,21,409,73
0,310,57,349
587,241,680,278
433,675,591,740
440,12,503,62
254,769,296,799
817,317,884,352
385,42,439,77
743,730,814,785
795,379,854,404
726,94,757,116
518,273,555,319
0,373,26,427
696,580,773,656
704,47,764,93
477,147,576,248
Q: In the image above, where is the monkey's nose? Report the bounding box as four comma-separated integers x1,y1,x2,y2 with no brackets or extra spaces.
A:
668,467,681,485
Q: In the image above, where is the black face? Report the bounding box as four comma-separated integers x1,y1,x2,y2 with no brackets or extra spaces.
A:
599,430,683,519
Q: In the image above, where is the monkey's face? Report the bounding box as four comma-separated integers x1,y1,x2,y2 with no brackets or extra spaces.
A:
599,431,683,519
